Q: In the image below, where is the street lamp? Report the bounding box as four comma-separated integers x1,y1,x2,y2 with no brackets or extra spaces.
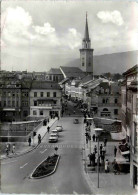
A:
97,135,100,188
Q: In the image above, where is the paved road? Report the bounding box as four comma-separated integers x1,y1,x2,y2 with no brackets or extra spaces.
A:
1,116,92,194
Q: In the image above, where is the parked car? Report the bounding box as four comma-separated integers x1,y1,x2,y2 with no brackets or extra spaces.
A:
51,129,59,136
56,125,63,132
48,134,58,143
73,119,79,124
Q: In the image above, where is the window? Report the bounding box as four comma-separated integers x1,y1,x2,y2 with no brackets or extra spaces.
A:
12,101,15,107
40,110,43,116
40,92,43,97
33,110,37,115
114,98,118,104
102,99,105,103
16,101,19,107
3,92,6,96
114,109,118,115
53,92,56,97
23,110,28,117
47,92,50,97
4,101,6,106
34,101,37,106
49,75,52,80
89,62,91,66
12,93,15,97
34,92,37,97
8,101,11,106
82,63,84,66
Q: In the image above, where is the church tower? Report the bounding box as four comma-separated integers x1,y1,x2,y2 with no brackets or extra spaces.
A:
80,13,94,74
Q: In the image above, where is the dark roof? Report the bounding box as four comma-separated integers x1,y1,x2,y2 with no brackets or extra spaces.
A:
48,68,62,75
81,74,93,84
60,66,85,79
123,64,138,76
31,81,61,90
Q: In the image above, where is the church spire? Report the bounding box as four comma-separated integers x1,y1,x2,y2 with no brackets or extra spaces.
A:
84,12,90,41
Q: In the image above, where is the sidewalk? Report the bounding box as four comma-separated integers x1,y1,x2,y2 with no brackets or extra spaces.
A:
83,122,137,195
0,118,58,160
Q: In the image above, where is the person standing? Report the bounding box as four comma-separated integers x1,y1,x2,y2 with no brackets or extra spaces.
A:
100,144,103,155
105,159,109,173
6,144,9,156
28,136,31,146
114,146,117,157
104,138,107,146
94,145,97,154
92,134,95,142
12,144,15,154
47,126,50,133
102,146,106,156
38,134,41,144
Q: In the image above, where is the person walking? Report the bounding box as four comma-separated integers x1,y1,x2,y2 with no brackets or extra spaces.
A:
92,134,95,142
104,138,107,146
12,144,15,154
38,134,41,144
28,136,31,146
100,144,103,155
114,146,117,157
113,159,119,175
94,145,97,154
102,146,106,156
105,159,109,173
47,126,50,133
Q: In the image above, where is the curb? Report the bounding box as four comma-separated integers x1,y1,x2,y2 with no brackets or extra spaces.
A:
29,155,60,179
0,118,58,160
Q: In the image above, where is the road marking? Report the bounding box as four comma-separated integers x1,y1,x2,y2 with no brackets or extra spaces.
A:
20,163,28,169
1,160,17,165
40,149,47,154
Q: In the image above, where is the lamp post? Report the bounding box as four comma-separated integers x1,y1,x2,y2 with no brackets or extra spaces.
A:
97,135,100,188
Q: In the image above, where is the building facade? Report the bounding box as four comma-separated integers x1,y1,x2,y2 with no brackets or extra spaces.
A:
29,81,62,119
122,65,138,189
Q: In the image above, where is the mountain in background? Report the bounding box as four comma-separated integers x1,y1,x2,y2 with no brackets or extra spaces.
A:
65,50,138,75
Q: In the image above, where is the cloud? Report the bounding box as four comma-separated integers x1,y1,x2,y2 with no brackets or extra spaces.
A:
33,23,55,35
97,10,124,26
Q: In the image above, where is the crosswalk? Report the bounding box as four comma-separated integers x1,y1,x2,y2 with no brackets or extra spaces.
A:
39,143,84,149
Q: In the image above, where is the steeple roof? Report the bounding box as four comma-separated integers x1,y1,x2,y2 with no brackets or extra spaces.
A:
83,13,90,41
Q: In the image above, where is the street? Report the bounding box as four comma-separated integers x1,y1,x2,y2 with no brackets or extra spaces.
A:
1,116,92,194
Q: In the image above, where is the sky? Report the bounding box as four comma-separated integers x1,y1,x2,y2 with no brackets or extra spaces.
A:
1,0,138,72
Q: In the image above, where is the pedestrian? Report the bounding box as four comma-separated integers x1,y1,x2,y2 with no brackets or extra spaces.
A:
47,118,49,123
114,146,117,157
102,146,106,156
12,144,16,154
92,134,95,142
100,144,103,155
47,126,50,133
95,135,98,142
94,145,97,154
113,159,119,175
101,154,105,164
104,138,107,146
6,144,9,156
86,137,88,144
28,136,31,146
38,134,41,144
105,159,109,173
